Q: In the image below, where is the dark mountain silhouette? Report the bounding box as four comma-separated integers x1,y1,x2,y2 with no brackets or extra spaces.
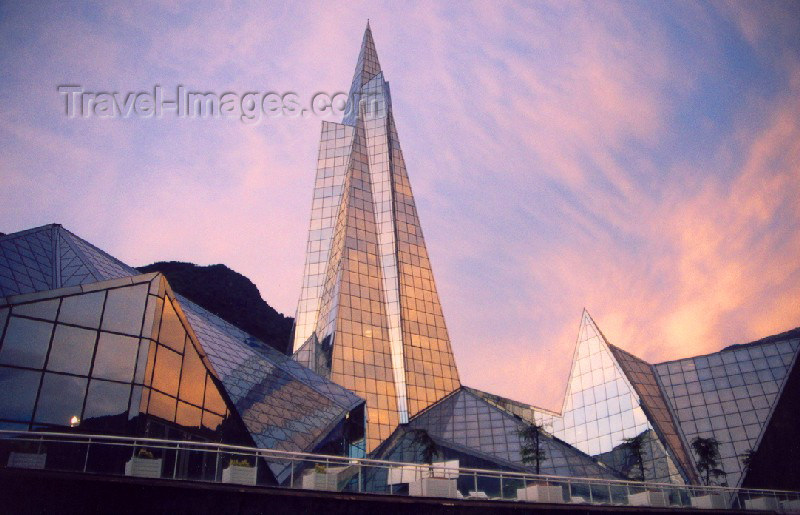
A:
136,261,294,354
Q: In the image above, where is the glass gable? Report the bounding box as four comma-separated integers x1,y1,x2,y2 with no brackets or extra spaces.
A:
406,387,618,479
177,291,366,477
0,225,138,297
654,336,800,487
0,274,243,446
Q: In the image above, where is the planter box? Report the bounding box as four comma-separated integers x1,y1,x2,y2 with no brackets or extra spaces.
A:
780,499,800,513
516,485,564,503
744,496,779,511
124,457,162,478
409,477,458,498
628,491,670,507
690,494,727,509
387,460,459,485
222,465,257,486
7,452,46,469
301,471,338,491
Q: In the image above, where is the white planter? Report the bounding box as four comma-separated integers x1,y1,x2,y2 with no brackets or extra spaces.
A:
628,491,670,507
301,470,338,491
780,499,800,513
124,457,162,478
409,477,458,498
7,452,46,469
690,494,727,509
222,465,257,486
744,496,779,511
516,484,564,503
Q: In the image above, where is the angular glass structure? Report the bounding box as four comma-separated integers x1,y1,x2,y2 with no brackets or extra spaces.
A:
654,333,799,488
472,310,800,488
493,311,691,483
401,387,617,479
2,27,798,489
293,24,460,451
0,224,366,480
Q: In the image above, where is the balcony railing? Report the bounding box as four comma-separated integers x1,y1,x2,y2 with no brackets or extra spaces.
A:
2,430,799,511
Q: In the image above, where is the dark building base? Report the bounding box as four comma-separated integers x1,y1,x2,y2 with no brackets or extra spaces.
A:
0,468,740,515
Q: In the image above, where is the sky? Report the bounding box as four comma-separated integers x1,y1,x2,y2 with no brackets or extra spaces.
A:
1,1,799,412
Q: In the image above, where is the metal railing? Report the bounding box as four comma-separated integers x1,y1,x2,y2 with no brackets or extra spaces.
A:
2,430,799,511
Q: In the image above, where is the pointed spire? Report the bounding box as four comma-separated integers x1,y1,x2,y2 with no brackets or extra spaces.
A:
350,22,383,91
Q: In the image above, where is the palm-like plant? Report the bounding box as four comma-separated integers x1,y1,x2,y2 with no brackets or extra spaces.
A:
741,449,757,479
411,429,440,473
691,436,726,486
620,432,647,481
518,423,547,475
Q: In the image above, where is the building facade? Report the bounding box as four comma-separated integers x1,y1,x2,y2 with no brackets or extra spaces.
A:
0,224,365,481
471,311,799,488
0,24,798,491
293,24,460,451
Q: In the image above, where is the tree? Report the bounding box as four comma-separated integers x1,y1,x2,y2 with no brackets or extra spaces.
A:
620,432,647,481
691,436,727,486
741,449,757,479
518,423,547,475
411,429,440,472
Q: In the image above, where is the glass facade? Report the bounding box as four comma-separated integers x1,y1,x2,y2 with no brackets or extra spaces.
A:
0,226,368,480
472,311,800,488
0,224,136,298
609,344,696,482
655,337,799,487
521,312,687,483
2,25,799,486
293,23,460,451
0,274,237,441
179,291,366,476
406,387,618,478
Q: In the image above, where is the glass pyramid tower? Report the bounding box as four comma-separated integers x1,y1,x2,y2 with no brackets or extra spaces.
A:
293,24,461,450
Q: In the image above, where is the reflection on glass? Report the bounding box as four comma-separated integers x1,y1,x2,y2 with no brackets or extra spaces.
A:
133,339,150,384
176,401,202,428
202,410,223,432
141,294,157,340
93,333,138,382
47,324,96,375
129,385,143,420
83,379,131,422
139,387,150,414
158,298,185,352
0,316,53,368
13,299,60,321
653,338,800,487
179,340,205,406
146,296,163,341
0,366,41,423
0,308,8,332
203,375,227,415
152,345,181,396
101,284,148,335
34,373,87,426
58,291,105,328
147,389,176,422
143,341,156,386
